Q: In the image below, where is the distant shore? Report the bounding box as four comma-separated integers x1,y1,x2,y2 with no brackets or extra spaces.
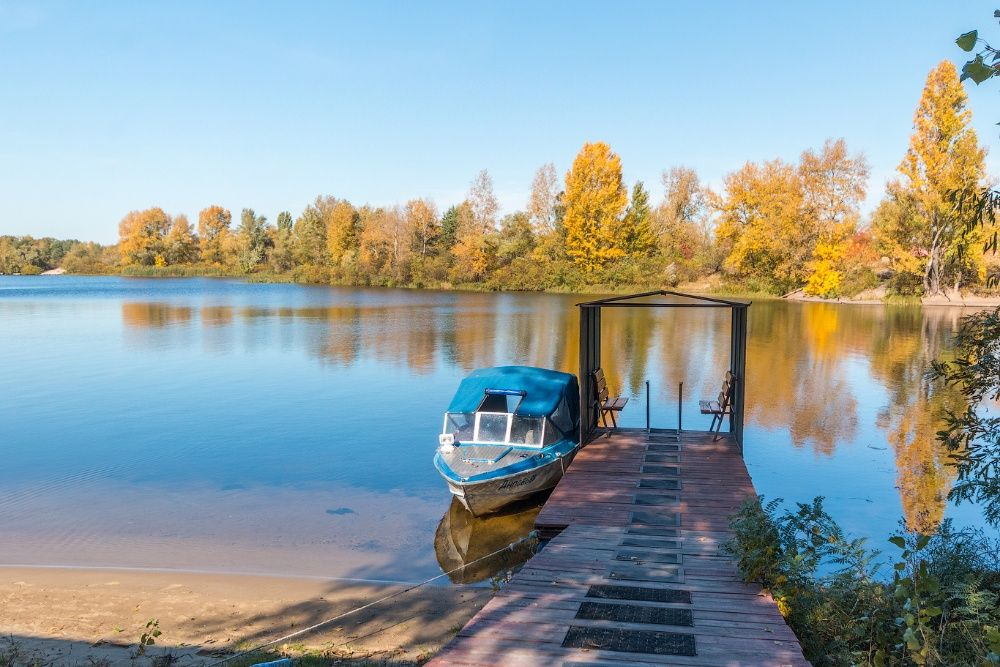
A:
8,270,1000,308
0,566,489,665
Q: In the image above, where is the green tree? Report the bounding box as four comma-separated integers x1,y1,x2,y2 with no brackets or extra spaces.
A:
164,214,199,264
562,141,628,273
622,181,655,256
293,197,330,268
234,208,268,273
270,210,294,273
439,205,462,252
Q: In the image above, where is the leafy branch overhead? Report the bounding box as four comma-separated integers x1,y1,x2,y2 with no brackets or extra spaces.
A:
955,12,1000,84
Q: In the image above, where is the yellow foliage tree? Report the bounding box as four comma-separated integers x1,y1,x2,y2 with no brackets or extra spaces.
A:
119,207,171,266
197,205,232,265
562,142,628,273
715,159,807,293
887,60,987,294
326,200,359,267
804,239,846,297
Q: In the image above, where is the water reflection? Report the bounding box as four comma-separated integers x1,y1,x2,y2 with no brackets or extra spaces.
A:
115,294,981,538
433,496,543,584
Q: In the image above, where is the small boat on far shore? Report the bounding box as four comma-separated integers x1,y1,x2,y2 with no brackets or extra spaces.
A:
433,366,581,516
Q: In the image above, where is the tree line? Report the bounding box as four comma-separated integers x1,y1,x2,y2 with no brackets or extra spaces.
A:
2,60,989,299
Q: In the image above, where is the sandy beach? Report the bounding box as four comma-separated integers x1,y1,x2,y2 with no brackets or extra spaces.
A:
0,567,490,666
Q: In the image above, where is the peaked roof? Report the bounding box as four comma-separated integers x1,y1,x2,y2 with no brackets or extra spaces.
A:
578,290,750,308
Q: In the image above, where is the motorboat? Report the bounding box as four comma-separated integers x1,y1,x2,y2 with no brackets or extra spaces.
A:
433,366,581,516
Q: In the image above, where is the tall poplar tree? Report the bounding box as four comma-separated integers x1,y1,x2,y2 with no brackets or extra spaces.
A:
892,61,986,295
562,142,628,273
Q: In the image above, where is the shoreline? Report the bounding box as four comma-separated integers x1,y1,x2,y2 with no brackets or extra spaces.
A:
0,565,489,666
15,271,1000,307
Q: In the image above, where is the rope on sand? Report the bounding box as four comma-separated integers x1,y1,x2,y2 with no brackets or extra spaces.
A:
206,530,540,666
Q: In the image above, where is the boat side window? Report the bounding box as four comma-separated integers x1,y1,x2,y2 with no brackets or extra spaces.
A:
543,418,561,445
509,416,544,446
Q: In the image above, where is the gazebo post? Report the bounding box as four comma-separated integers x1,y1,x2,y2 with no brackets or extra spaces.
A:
729,305,748,451
578,305,601,444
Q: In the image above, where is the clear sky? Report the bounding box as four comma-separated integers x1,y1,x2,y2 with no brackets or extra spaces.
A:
2,1,998,244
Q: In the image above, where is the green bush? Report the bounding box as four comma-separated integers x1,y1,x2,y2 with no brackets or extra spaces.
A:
726,496,1000,666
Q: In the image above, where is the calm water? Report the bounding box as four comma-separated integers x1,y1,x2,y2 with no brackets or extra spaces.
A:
0,276,992,583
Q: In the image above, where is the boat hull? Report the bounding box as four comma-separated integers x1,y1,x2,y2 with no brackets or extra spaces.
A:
443,450,576,516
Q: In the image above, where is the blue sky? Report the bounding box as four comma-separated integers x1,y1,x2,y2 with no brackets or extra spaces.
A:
1,1,998,243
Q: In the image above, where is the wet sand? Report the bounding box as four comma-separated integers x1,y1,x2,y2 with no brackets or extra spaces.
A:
0,566,490,665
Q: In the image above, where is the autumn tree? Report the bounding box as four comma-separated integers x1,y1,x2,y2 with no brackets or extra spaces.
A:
562,142,628,273
405,198,439,257
874,61,987,295
528,163,559,233
715,159,807,293
357,206,410,284
656,166,714,282
451,172,499,283
326,200,359,269
197,206,232,265
119,207,171,266
164,214,198,264
800,139,870,297
468,169,499,233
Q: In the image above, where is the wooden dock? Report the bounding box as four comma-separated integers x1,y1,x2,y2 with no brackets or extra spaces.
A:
427,428,808,666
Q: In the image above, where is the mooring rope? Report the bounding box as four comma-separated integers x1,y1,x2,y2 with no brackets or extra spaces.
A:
204,530,540,666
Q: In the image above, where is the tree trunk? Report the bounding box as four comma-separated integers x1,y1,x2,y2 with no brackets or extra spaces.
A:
924,218,944,296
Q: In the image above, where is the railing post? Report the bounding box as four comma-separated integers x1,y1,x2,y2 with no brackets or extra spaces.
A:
645,380,650,434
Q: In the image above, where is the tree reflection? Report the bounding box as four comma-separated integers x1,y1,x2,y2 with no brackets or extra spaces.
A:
871,308,967,534
118,294,977,534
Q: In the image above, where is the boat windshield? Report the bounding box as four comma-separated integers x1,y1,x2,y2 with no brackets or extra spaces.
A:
443,412,547,447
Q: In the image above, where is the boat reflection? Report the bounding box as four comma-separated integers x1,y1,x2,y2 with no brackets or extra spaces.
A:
434,494,546,584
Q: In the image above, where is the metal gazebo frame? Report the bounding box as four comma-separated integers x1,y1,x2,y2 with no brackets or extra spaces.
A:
578,290,750,451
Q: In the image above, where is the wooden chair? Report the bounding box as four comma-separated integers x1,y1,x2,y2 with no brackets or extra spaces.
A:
700,371,735,441
593,368,628,428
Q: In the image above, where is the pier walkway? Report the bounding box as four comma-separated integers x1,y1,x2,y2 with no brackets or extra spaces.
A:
427,428,808,666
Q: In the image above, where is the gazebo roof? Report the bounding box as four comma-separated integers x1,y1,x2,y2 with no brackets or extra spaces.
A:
577,290,750,308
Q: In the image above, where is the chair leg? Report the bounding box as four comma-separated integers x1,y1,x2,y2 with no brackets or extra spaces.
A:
712,413,724,441
610,410,617,428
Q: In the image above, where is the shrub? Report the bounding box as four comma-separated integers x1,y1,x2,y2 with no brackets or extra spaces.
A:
726,496,1000,666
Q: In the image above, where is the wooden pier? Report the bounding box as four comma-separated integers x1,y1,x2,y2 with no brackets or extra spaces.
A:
427,428,808,666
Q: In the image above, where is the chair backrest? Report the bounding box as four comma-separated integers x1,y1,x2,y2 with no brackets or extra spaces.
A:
593,368,610,404
720,372,736,411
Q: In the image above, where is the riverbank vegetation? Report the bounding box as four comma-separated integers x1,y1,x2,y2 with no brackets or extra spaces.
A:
727,498,1000,666
1,61,992,301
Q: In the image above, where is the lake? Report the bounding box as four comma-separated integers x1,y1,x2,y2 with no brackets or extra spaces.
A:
0,276,991,584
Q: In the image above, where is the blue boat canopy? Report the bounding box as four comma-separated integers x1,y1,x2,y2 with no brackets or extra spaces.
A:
447,366,580,436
